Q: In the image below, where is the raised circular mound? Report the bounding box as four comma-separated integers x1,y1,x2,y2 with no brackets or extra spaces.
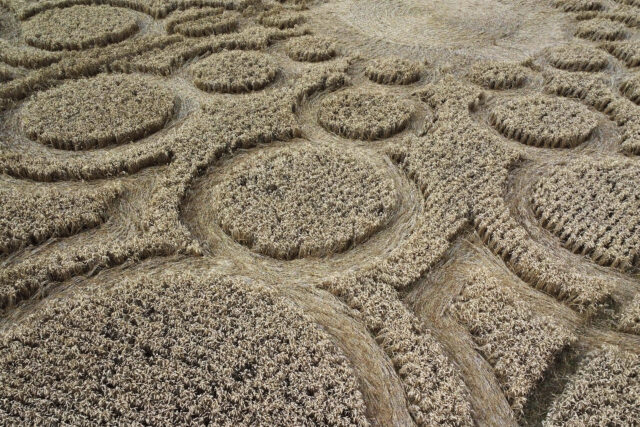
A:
171,13,238,37
621,73,640,105
318,90,414,140
546,44,610,71
190,50,278,93
365,57,421,85
575,18,628,41
285,35,337,62
531,162,640,271
259,9,305,29
466,61,530,90
211,143,398,259
21,73,174,150
22,5,139,51
0,272,370,425
489,95,599,148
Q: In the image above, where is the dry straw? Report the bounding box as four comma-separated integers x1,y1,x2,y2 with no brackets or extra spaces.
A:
285,35,337,62
21,73,175,150
318,90,414,140
544,345,640,425
0,271,370,425
619,294,640,334
601,40,640,66
365,57,421,85
258,9,305,29
21,5,139,51
489,95,599,148
545,44,610,71
574,18,628,41
620,73,640,104
553,0,605,12
211,143,398,259
467,61,530,90
165,8,238,37
190,50,278,93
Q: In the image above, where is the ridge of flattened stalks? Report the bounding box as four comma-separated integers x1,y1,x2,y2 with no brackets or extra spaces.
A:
167,10,238,37
21,5,139,51
0,181,123,255
0,39,64,69
545,44,610,72
488,95,599,148
190,50,278,93
619,294,640,334
601,40,640,67
0,271,370,425
466,61,530,90
575,18,629,41
531,161,640,272
365,57,422,85
544,345,640,426
553,0,605,12
210,143,398,259
449,271,576,414
164,6,223,32
576,5,640,27
20,73,175,150
543,69,640,154
317,90,414,140
285,35,337,62
258,8,305,29
620,73,640,104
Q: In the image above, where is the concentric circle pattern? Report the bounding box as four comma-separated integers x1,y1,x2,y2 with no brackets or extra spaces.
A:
210,143,398,259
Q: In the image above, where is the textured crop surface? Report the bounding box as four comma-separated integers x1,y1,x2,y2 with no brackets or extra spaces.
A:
21,5,139,51
489,95,599,147
318,90,414,140
531,161,640,271
0,272,369,425
365,57,421,85
21,73,175,150
190,50,278,93
210,143,398,259
544,345,640,426
2,0,640,425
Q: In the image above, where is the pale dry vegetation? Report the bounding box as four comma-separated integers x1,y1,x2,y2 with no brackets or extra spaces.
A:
166,8,238,37
545,43,610,71
602,40,640,66
575,18,629,41
258,8,305,29
467,61,530,90
318,90,414,140
365,57,421,85
620,72,640,104
619,294,640,334
285,35,337,62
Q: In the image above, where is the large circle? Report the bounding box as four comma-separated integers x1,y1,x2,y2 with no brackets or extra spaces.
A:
190,50,278,93
210,143,399,259
318,90,414,140
21,73,175,150
22,5,139,51
0,272,369,424
489,95,599,148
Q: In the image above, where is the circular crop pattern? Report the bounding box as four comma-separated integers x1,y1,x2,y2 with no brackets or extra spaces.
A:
318,90,414,140
546,44,610,72
0,272,369,425
259,9,305,29
22,5,139,51
211,143,398,259
190,50,278,93
621,73,640,105
531,162,640,271
21,73,174,150
365,57,421,85
467,61,530,90
171,13,237,37
489,95,599,148
575,18,628,41
285,35,337,62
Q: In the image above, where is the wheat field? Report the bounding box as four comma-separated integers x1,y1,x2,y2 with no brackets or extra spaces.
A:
0,0,639,425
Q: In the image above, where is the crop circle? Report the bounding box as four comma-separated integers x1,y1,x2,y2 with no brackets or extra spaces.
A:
285,35,337,62
365,57,421,85
489,95,599,148
211,143,398,259
190,50,278,93
21,73,174,150
0,272,369,425
318,90,414,140
22,5,139,51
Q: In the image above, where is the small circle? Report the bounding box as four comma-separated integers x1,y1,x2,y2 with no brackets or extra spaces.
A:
621,74,640,105
532,162,640,271
318,90,414,140
22,5,139,51
258,10,305,29
466,61,530,90
365,57,421,85
546,44,610,72
211,143,399,259
575,18,628,41
285,35,337,62
21,73,174,150
489,95,599,148
190,50,278,93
